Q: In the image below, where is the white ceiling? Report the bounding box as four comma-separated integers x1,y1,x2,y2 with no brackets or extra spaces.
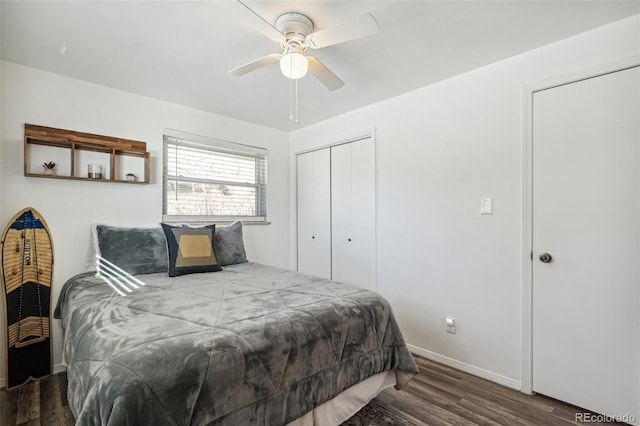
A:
2,1,639,131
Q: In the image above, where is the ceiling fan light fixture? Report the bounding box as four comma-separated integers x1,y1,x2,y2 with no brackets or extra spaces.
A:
280,52,308,79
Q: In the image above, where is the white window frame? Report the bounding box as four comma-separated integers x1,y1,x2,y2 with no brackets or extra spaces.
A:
162,129,268,223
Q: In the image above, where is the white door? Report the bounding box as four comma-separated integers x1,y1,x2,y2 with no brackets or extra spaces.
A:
297,149,331,279
532,66,639,420
331,139,376,290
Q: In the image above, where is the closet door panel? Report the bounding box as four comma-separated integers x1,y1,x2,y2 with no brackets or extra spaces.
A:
311,149,332,279
297,152,313,274
296,149,331,279
331,139,376,290
330,143,352,284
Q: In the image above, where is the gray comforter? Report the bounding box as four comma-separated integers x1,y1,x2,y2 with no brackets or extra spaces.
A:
55,262,418,425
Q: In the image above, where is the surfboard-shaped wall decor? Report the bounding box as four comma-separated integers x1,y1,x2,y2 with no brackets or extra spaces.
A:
0,207,53,389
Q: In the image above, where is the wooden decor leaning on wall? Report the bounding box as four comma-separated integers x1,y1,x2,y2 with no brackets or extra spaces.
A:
0,207,54,390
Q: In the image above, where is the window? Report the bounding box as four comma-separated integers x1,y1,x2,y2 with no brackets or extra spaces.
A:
163,131,267,222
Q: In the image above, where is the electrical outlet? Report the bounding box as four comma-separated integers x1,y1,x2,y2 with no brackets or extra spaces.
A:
446,317,456,334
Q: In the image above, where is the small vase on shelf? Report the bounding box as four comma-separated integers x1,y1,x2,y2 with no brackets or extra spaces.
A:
43,162,56,176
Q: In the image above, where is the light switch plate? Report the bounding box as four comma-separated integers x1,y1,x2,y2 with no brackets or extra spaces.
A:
480,198,493,215
446,317,456,334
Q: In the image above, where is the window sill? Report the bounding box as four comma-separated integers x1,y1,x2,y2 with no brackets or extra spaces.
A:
162,217,270,226
220,220,271,226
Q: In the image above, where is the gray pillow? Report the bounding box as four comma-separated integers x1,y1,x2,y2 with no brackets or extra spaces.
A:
95,225,168,275
214,221,248,266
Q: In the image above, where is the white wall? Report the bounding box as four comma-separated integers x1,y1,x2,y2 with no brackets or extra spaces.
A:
290,15,640,387
0,61,290,383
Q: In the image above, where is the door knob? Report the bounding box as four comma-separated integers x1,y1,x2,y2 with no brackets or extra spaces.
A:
539,252,553,263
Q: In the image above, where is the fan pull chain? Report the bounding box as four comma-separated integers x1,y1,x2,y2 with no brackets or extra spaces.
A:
289,78,300,124
289,80,295,123
294,79,299,124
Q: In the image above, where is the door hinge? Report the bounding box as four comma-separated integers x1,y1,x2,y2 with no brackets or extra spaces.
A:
530,251,533,260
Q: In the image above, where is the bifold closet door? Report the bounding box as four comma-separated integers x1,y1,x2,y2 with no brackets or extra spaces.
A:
331,139,375,291
297,149,331,279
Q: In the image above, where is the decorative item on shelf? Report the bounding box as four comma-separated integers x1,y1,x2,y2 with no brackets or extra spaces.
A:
88,164,102,179
126,173,136,182
42,162,56,176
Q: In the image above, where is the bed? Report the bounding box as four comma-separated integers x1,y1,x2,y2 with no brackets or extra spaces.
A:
54,223,418,425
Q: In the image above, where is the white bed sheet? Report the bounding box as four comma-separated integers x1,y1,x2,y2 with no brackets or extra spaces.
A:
288,370,397,426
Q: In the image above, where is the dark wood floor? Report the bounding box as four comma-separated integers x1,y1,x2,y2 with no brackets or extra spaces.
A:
373,356,618,426
0,355,619,425
0,372,73,426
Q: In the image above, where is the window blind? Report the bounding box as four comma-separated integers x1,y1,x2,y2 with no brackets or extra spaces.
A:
163,135,267,221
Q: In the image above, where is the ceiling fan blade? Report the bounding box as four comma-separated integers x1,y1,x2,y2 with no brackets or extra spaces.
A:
306,13,379,49
236,0,283,41
228,53,281,76
307,56,345,91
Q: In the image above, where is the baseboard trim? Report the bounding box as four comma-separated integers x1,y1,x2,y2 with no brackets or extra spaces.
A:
408,344,521,390
0,363,67,389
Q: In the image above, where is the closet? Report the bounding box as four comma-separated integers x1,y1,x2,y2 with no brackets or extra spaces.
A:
296,136,375,291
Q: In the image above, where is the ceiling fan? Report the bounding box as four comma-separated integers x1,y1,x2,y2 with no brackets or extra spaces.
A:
228,1,379,91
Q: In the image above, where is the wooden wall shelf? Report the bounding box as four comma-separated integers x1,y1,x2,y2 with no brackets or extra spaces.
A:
24,124,150,184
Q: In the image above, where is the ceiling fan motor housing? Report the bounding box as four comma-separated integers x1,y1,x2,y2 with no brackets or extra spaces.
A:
276,12,314,53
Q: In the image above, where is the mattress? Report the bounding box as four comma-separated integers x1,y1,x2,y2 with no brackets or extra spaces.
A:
55,262,417,425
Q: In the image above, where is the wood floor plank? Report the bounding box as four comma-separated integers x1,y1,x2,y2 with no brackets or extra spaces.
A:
457,397,534,426
446,400,509,426
15,381,40,424
405,378,462,410
415,356,466,380
0,381,19,426
40,373,61,419
40,407,75,426
16,418,41,426
454,375,579,426
420,365,463,387
405,379,503,426
412,369,467,398
529,394,617,426
391,396,458,426
461,391,572,426
461,374,553,412
56,374,69,408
